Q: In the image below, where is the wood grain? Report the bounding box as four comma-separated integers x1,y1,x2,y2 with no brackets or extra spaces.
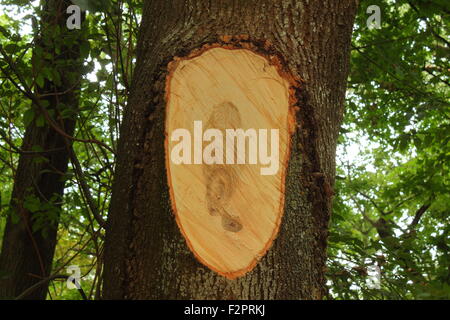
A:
165,47,294,279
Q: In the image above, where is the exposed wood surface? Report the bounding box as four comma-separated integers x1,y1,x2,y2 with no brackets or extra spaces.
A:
165,47,294,279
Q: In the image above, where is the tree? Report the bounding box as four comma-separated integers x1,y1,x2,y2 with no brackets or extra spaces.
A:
103,0,359,299
0,0,85,299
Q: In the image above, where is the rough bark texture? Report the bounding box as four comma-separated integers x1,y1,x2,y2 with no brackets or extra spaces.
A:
103,0,358,299
0,0,83,299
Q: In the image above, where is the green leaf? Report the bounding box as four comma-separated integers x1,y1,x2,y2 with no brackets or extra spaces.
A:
36,74,45,88
4,43,19,54
0,26,11,37
23,195,41,213
36,114,45,127
22,108,35,126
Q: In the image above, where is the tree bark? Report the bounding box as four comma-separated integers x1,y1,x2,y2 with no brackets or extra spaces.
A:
0,0,84,299
103,0,358,299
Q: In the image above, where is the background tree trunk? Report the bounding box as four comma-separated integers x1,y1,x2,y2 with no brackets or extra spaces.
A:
0,0,84,299
103,0,358,299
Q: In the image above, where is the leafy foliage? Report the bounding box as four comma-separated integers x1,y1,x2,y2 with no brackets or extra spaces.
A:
0,0,141,299
327,0,449,299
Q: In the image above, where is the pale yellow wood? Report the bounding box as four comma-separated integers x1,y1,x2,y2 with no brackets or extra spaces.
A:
165,47,294,279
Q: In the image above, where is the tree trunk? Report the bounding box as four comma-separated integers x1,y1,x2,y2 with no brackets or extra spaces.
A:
0,0,84,299
103,0,358,299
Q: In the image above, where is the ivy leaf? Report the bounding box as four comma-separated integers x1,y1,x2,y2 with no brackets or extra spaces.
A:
22,109,35,127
